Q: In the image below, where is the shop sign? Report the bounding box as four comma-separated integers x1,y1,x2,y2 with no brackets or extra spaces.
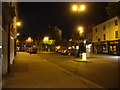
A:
110,41,118,44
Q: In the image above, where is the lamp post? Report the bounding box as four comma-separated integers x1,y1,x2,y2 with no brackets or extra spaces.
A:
77,26,84,58
71,4,86,58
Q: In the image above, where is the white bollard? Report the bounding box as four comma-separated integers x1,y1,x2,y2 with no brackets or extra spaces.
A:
82,53,87,61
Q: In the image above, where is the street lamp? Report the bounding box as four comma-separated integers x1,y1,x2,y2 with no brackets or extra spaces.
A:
78,26,84,35
72,4,86,12
72,5,78,11
79,4,86,12
16,22,21,27
26,37,33,42
17,33,20,36
44,37,49,40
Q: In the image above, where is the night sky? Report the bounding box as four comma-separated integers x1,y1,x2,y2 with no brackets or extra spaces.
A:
18,2,108,39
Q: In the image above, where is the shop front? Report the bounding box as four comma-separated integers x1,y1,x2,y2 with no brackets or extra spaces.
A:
108,40,120,55
92,41,108,54
92,42,103,54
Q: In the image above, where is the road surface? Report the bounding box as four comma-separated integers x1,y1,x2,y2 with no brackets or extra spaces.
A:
3,52,119,89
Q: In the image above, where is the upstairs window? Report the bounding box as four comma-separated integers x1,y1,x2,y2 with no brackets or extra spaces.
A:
95,28,97,32
103,25,105,30
114,20,118,26
103,34,106,40
115,31,118,38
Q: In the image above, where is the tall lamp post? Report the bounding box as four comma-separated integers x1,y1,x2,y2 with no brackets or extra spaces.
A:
77,26,85,58
71,4,86,58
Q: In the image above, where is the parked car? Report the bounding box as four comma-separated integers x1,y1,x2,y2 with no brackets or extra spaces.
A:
56,49,62,53
61,49,68,55
61,49,77,55
67,49,77,55
29,48,37,54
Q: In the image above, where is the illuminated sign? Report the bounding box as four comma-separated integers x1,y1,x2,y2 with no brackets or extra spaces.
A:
110,41,118,44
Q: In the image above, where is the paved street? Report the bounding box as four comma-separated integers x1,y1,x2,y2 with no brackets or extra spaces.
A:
3,52,119,88
3,52,98,88
37,52,119,88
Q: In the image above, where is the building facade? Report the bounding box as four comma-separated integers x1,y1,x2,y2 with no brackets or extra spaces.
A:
16,36,42,52
2,2,18,74
92,16,120,55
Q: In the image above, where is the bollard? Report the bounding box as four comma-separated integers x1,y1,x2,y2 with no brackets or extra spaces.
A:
82,53,87,61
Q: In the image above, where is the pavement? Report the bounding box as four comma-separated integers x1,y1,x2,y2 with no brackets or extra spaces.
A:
2,52,103,89
68,52,119,62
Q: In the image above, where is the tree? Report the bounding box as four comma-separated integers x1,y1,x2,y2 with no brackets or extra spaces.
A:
71,31,84,45
44,25,62,45
43,37,55,45
106,2,120,18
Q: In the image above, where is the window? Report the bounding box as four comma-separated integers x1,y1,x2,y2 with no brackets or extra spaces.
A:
103,34,106,40
95,28,97,32
103,25,105,30
37,42,39,45
114,20,118,26
98,38,100,41
115,31,118,38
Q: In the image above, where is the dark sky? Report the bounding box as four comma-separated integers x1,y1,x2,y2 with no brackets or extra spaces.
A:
18,2,108,39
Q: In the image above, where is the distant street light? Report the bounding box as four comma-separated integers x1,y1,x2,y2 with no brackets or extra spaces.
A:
44,37,49,40
28,37,32,41
26,37,33,42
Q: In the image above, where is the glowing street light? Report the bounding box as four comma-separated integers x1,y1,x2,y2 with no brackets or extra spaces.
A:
72,5,78,11
44,37,49,40
17,33,20,36
56,46,61,49
78,26,84,34
26,37,33,42
16,22,21,26
79,4,86,11
72,4,86,12
28,37,32,41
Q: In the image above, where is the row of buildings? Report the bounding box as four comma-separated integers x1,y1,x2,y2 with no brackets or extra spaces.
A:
1,2,19,76
16,26,62,52
85,16,120,55
16,36,42,52
16,16,120,55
